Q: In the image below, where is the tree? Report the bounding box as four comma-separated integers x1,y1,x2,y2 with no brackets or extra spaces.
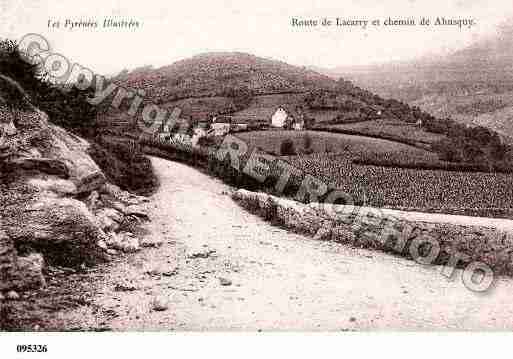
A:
280,139,296,156
303,133,312,150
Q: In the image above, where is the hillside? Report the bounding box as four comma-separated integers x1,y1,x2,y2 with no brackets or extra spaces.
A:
329,23,513,139
107,51,512,172
108,52,436,128
115,52,337,102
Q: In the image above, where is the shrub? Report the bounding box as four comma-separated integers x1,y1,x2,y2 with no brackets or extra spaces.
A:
303,133,312,151
0,39,97,137
89,137,158,195
280,139,296,156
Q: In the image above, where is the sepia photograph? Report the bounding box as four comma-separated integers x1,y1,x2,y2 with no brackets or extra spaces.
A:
1,0,513,356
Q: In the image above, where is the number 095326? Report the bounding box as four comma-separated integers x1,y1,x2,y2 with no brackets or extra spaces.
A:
16,345,48,353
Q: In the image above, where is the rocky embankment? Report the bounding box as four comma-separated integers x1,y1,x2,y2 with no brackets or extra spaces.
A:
232,189,513,276
0,74,149,300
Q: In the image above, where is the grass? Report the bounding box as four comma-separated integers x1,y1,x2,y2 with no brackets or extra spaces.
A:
322,119,446,145
235,129,438,158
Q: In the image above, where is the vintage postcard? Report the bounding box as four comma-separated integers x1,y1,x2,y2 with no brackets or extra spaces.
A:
1,0,513,356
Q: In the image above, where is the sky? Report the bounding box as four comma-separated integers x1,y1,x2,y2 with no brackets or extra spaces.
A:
1,0,513,75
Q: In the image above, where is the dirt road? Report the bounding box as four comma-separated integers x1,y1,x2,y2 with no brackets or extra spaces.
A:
59,157,513,330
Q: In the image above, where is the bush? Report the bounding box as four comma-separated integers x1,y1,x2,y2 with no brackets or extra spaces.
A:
88,137,158,195
303,133,312,151
0,39,160,194
0,39,97,137
280,139,296,156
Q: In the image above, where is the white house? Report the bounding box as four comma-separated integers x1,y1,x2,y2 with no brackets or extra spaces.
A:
211,122,231,136
193,127,207,137
190,126,209,147
271,107,289,128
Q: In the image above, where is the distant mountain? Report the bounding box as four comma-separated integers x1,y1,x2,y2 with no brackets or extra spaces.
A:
327,22,513,139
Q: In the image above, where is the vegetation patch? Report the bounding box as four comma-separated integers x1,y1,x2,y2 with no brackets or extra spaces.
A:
0,39,158,195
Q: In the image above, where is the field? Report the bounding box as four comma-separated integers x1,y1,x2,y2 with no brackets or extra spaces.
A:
230,93,306,123
287,153,513,217
322,119,446,146
161,96,235,121
235,130,438,158
235,130,513,216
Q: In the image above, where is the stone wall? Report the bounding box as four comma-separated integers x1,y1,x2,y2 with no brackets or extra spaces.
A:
232,189,513,276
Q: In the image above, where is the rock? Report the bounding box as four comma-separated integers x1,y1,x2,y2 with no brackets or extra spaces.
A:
114,281,138,292
0,293,4,301
4,195,107,266
0,75,109,274
85,190,100,210
0,120,17,136
106,232,140,253
97,239,108,250
101,183,147,205
0,229,17,292
332,225,356,244
110,201,127,214
162,267,179,277
141,239,163,248
14,158,69,178
313,223,332,241
100,183,124,198
218,277,232,286
12,253,46,290
188,250,216,259
146,268,162,276
47,125,106,194
124,204,149,219
95,208,123,232
6,290,20,300
0,231,44,291
151,296,169,311
26,177,77,196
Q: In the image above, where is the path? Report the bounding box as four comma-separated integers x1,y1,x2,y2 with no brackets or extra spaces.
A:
58,157,513,330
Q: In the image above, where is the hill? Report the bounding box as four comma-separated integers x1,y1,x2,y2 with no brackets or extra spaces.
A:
328,22,513,140
108,51,437,128
115,52,337,102
105,51,512,172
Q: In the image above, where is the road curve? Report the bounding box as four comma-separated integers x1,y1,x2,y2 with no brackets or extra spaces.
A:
60,156,513,330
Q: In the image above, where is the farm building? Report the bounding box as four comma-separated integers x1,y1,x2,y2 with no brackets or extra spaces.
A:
271,107,289,128
271,105,306,130
211,122,231,136
163,117,190,134
193,126,208,137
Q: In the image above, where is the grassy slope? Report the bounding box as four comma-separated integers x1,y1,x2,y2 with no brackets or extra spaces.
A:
235,130,435,157
323,119,446,145
108,52,437,130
